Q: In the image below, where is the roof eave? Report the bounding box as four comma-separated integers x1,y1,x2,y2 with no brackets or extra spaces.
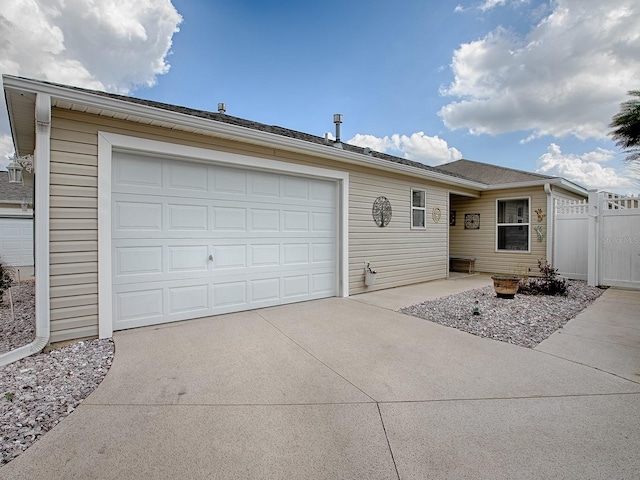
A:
484,177,588,196
2,75,486,191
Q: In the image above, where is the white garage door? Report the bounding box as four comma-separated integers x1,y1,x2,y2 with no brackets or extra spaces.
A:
112,152,338,331
0,217,34,267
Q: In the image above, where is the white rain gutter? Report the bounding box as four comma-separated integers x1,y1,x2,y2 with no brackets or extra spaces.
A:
485,177,587,197
544,183,554,263
0,93,51,367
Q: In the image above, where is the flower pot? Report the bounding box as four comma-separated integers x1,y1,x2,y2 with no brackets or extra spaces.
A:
365,271,377,286
491,275,520,299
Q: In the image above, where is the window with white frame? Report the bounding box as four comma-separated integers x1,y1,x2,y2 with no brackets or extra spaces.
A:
411,189,426,228
496,197,530,251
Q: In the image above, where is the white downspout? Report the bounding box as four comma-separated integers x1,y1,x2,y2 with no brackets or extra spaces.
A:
0,93,51,366
544,183,554,264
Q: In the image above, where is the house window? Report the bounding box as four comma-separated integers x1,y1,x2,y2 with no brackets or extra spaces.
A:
411,189,426,228
496,198,530,251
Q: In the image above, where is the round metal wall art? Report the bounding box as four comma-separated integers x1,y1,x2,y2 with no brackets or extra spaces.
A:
372,196,392,227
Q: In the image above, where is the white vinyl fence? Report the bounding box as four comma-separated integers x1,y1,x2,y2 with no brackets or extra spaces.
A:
554,191,640,289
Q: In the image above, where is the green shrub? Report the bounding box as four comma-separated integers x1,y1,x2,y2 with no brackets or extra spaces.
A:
0,258,15,303
519,259,568,296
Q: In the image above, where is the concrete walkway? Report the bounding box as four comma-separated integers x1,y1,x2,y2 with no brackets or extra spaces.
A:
2,277,639,479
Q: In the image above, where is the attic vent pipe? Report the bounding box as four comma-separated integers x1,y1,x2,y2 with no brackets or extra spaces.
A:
333,113,343,149
218,103,226,114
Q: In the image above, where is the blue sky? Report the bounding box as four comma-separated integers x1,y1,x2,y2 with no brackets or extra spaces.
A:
1,0,639,192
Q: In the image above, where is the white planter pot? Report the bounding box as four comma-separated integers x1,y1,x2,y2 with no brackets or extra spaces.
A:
365,271,377,286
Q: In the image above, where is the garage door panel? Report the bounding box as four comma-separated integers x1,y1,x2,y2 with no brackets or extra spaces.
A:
213,281,247,307
250,277,280,302
213,207,247,231
112,153,339,331
168,204,208,230
250,172,280,197
311,181,336,203
283,177,310,200
250,209,280,231
212,245,247,269
168,284,209,315
283,275,309,298
167,162,208,192
312,212,335,232
312,273,335,294
283,210,309,231
115,246,163,276
311,242,335,263
113,153,163,190
282,243,309,264
168,245,209,272
250,244,280,267
115,201,163,231
214,167,247,194
115,288,164,323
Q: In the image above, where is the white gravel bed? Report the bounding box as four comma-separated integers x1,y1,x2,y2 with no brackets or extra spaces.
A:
0,283,114,467
399,281,604,348
0,283,36,354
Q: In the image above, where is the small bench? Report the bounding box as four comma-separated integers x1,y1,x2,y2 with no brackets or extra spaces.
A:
450,256,476,274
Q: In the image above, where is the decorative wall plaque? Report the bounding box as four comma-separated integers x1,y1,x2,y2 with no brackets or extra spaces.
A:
432,207,442,223
372,196,392,227
464,213,480,229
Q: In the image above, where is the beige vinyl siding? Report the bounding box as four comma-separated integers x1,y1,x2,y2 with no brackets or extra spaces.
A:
552,186,586,202
48,108,471,341
450,187,548,276
348,172,450,294
49,116,100,342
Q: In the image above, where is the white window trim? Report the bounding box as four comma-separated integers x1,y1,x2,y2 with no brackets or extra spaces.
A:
97,132,350,339
411,188,427,229
495,196,531,253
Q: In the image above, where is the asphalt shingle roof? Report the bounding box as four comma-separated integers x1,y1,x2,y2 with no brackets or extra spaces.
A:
0,172,33,204
435,159,553,185
13,77,477,183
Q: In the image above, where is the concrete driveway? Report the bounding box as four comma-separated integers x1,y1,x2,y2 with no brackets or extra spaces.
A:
2,278,639,479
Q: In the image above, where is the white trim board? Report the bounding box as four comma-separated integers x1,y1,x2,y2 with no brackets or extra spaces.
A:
97,132,349,338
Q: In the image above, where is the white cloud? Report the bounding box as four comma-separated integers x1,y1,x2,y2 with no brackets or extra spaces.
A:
0,0,182,94
348,132,463,165
440,0,640,141
478,0,508,11
536,143,632,190
0,0,182,169
0,134,15,170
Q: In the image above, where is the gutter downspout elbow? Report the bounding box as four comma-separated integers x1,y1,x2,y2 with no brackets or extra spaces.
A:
0,93,51,367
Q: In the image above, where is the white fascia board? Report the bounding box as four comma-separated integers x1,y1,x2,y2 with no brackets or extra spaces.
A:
485,177,588,196
2,75,486,191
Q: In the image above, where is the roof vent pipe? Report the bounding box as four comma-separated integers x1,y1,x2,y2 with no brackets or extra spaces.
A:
218,103,226,114
333,113,343,149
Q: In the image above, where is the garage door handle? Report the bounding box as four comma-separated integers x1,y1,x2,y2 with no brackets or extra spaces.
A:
208,255,213,261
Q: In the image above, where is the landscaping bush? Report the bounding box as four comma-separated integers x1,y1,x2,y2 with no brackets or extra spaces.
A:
0,257,15,304
519,259,568,296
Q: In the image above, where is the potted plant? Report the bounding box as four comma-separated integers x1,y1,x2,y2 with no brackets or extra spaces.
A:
490,273,521,299
365,262,377,286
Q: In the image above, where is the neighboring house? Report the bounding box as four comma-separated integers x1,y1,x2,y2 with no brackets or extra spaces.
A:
0,171,34,277
438,159,587,275
1,75,587,358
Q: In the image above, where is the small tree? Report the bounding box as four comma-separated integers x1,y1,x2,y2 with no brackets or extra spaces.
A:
609,90,640,163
